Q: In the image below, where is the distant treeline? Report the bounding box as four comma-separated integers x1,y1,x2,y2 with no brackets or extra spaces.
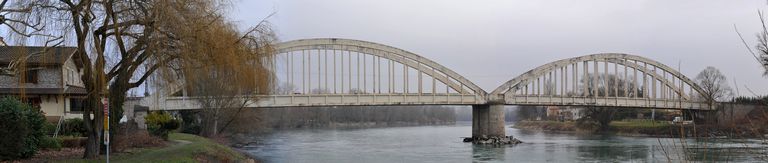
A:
731,96,768,105
207,105,456,134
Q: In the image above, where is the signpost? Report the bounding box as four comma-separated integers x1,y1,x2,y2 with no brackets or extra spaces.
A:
102,98,109,162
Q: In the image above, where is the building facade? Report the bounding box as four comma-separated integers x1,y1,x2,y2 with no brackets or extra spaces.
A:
0,46,87,122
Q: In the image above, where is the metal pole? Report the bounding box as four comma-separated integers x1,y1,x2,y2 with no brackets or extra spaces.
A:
593,60,598,97
303,50,306,94
583,61,588,96
373,55,377,93
325,49,328,93
290,50,294,94
634,60,638,98
334,49,337,93
309,50,313,94
604,61,608,97
614,62,618,97
357,52,360,93
624,59,628,97
341,50,345,93
573,63,577,96
403,55,407,93
348,51,352,94
643,62,647,98
432,67,436,94
317,49,321,93
419,63,423,95
286,51,290,94
561,67,564,96
388,55,392,93
363,53,367,92
652,67,657,99
378,56,381,94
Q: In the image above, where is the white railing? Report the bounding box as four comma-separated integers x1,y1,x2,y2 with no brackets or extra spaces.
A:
156,93,484,110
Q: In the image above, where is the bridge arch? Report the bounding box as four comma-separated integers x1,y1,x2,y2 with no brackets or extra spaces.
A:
275,38,486,96
489,53,710,109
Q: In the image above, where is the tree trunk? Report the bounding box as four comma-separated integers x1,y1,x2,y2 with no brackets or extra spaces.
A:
83,90,104,159
105,75,128,153
200,108,218,138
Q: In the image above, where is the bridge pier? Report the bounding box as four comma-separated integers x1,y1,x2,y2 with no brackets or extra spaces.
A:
472,104,505,137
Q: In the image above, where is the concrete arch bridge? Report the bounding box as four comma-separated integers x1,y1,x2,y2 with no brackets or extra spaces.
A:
146,38,712,137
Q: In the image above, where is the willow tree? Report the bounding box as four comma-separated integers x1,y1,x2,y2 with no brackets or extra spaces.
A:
4,0,274,158
0,0,64,76
158,12,276,137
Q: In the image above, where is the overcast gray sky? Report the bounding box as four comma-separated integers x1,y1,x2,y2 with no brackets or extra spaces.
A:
231,0,768,96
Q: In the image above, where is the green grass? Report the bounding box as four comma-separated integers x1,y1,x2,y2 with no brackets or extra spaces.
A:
60,133,247,163
610,120,671,129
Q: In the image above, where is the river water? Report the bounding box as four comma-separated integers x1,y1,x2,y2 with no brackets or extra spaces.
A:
242,122,767,162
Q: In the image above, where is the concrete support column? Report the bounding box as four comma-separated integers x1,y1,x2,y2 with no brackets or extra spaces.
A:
472,104,505,137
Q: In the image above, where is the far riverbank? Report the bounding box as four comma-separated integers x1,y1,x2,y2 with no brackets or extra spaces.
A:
512,120,742,138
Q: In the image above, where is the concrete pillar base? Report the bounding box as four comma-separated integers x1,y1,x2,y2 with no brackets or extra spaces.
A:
472,104,505,137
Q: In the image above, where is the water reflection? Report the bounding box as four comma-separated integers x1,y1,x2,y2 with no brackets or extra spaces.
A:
244,124,767,163
575,145,649,162
472,145,506,162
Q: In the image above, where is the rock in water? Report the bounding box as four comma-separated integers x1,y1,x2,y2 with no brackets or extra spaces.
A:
464,135,523,145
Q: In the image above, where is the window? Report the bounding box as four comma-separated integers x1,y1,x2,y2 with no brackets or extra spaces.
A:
26,97,41,109
25,70,38,84
70,98,86,112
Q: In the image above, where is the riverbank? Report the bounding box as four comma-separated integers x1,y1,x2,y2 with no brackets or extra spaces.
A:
39,133,251,162
513,120,685,137
515,120,768,139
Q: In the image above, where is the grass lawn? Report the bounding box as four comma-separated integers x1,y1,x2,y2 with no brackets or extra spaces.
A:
60,133,248,163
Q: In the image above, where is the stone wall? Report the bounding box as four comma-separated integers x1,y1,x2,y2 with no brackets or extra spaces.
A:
0,67,62,88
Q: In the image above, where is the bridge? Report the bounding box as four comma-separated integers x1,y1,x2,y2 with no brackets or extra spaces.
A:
144,38,712,138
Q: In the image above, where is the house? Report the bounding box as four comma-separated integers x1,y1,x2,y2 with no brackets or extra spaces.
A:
545,106,584,121
0,46,87,122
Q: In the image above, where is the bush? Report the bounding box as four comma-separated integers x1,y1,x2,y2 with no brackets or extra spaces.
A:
60,136,86,148
38,137,62,150
42,122,57,136
0,97,47,160
58,118,86,137
145,111,181,140
114,130,165,149
179,111,201,135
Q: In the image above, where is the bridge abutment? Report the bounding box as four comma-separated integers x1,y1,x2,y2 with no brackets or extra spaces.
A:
472,104,505,137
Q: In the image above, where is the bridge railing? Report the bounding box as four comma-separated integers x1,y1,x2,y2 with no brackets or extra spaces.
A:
157,93,485,110
504,95,710,110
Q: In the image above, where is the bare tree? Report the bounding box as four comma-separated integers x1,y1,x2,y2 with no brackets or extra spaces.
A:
275,82,298,94
2,0,275,158
736,11,768,77
695,66,733,103
577,73,643,131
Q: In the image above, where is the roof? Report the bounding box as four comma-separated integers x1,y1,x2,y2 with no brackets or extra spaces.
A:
0,46,78,66
0,86,88,95
64,86,88,95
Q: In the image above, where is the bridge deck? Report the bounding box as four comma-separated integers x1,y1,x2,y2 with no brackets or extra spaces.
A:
504,95,710,110
154,93,710,110
159,94,484,110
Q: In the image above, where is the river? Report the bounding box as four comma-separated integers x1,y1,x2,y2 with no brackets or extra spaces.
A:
241,122,767,162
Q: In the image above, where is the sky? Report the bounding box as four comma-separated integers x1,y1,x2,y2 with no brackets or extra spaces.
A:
231,0,768,96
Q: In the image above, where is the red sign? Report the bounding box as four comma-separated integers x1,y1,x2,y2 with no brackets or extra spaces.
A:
102,98,109,145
